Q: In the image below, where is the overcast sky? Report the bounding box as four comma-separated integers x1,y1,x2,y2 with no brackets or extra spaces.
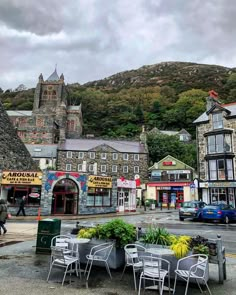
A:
1,0,236,90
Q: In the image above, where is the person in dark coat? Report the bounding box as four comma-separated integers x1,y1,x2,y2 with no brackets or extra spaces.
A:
0,199,8,234
16,196,26,216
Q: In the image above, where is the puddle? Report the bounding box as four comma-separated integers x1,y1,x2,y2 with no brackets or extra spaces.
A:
0,240,23,247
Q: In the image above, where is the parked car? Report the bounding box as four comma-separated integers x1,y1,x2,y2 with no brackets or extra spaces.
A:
202,203,236,224
179,201,207,221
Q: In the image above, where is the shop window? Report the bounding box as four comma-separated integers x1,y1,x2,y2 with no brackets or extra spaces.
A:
134,154,139,161
87,187,111,207
6,186,41,206
210,188,227,203
113,153,118,160
213,112,223,129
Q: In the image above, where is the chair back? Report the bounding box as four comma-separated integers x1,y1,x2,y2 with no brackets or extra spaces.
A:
124,244,146,265
140,256,170,277
189,254,208,278
101,243,114,261
51,235,71,249
51,246,66,264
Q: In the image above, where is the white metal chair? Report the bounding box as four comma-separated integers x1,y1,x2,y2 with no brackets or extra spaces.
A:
47,246,79,285
84,242,114,282
138,255,170,295
173,254,212,295
121,244,146,290
51,235,72,249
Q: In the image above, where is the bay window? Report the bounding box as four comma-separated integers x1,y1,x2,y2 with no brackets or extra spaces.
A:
209,158,234,180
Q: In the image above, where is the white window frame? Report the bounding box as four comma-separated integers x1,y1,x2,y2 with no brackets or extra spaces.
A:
213,112,223,129
66,151,72,158
66,164,71,171
78,152,84,159
112,165,117,173
113,153,118,160
78,164,83,171
123,153,129,160
134,166,139,173
89,152,95,159
89,164,94,172
101,165,106,173
101,153,107,160
123,166,128,173
134,154,139,161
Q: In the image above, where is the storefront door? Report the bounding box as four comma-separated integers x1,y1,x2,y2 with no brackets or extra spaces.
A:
176,192,184,207
118,191,125,212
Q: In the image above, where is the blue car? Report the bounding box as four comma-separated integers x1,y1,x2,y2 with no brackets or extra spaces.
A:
202,203,236,224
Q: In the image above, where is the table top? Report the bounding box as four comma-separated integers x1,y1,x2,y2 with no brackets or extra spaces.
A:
146,247,174,256
68,238,91,244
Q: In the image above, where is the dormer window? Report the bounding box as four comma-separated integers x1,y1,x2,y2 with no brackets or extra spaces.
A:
213,112,223,129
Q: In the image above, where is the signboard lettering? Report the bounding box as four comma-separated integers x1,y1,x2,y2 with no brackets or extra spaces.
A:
88,175,112,188
1,171,42,185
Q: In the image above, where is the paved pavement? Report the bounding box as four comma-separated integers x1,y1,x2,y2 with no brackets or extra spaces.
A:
0,209,236,294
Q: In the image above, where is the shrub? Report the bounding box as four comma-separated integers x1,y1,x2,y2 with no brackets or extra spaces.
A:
170,235,191,259
140,226,173,246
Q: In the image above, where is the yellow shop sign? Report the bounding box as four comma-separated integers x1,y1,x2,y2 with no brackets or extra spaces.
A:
88,175,112,188
1,171,42,185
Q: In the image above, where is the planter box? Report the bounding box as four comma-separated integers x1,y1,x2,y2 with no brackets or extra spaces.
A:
135,241,209,283
78,238,125,270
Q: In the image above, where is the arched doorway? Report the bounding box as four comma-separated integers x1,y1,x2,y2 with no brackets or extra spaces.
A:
51,178,79,214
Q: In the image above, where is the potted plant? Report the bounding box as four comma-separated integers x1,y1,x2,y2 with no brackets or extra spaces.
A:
76,219,136,269
139,226,173,247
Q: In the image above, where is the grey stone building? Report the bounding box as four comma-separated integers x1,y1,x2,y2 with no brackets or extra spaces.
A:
194,92,236,207
57,138,149,183
7,69,83,144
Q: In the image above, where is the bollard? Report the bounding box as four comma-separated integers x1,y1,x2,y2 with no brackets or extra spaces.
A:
217,234,224,284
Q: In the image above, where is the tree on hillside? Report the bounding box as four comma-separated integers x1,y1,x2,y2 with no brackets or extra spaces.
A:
147,133,197,169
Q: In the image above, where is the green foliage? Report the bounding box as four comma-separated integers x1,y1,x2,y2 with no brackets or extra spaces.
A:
97,219,136,248
78,227,98,239
140,226,173,246
170,235,192,259
192,244,209,255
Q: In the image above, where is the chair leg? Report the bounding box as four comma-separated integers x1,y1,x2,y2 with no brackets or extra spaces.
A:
196,279,203,293
78,261,81,279
62,266,69,286
105,261,112,279
133,268,137,290
86,260,94,281
84,259,90,276
138,275,142,295
204,280,212,295
120,263,127,280
46,263,53,282
184,278,190,295
172,273,178,294
168,274,170,295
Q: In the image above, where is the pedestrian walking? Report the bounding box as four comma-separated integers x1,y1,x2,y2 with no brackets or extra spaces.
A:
16,196,26,216
0,199,8,235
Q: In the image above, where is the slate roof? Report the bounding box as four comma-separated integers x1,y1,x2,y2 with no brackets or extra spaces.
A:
46,69,60,81
59,139,147,153
7,110,32,116
194,102,236,124
26,144,58,158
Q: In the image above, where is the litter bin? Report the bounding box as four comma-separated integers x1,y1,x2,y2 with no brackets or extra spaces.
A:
36,218,61,254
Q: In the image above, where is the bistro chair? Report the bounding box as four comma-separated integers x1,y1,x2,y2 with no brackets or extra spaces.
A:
173,254,212,295
47,246,79,285
138,255,170,295
84,242,114,282
121,243,146,290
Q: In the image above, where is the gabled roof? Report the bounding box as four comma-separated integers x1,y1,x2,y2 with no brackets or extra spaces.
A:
59,139,148,153
26,144,58,158
193,102,236,124
149,155,195,171
46,69,60,81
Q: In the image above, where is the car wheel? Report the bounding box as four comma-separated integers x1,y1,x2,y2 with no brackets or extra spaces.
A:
179,217,184,221
224,216,230,224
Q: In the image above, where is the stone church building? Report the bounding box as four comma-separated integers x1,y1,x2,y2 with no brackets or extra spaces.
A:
7,69,83,144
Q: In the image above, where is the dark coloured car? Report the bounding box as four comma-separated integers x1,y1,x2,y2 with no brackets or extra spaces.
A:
202,203,236,224
179,201,207,221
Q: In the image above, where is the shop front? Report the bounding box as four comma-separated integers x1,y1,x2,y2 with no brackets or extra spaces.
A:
0,170,42,215
117,179,136,212
199,181,236,207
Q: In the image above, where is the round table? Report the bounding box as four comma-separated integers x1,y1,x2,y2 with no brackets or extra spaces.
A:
146,247,174,256
69,238,91,244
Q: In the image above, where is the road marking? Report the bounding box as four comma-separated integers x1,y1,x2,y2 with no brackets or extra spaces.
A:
225,253,236,258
